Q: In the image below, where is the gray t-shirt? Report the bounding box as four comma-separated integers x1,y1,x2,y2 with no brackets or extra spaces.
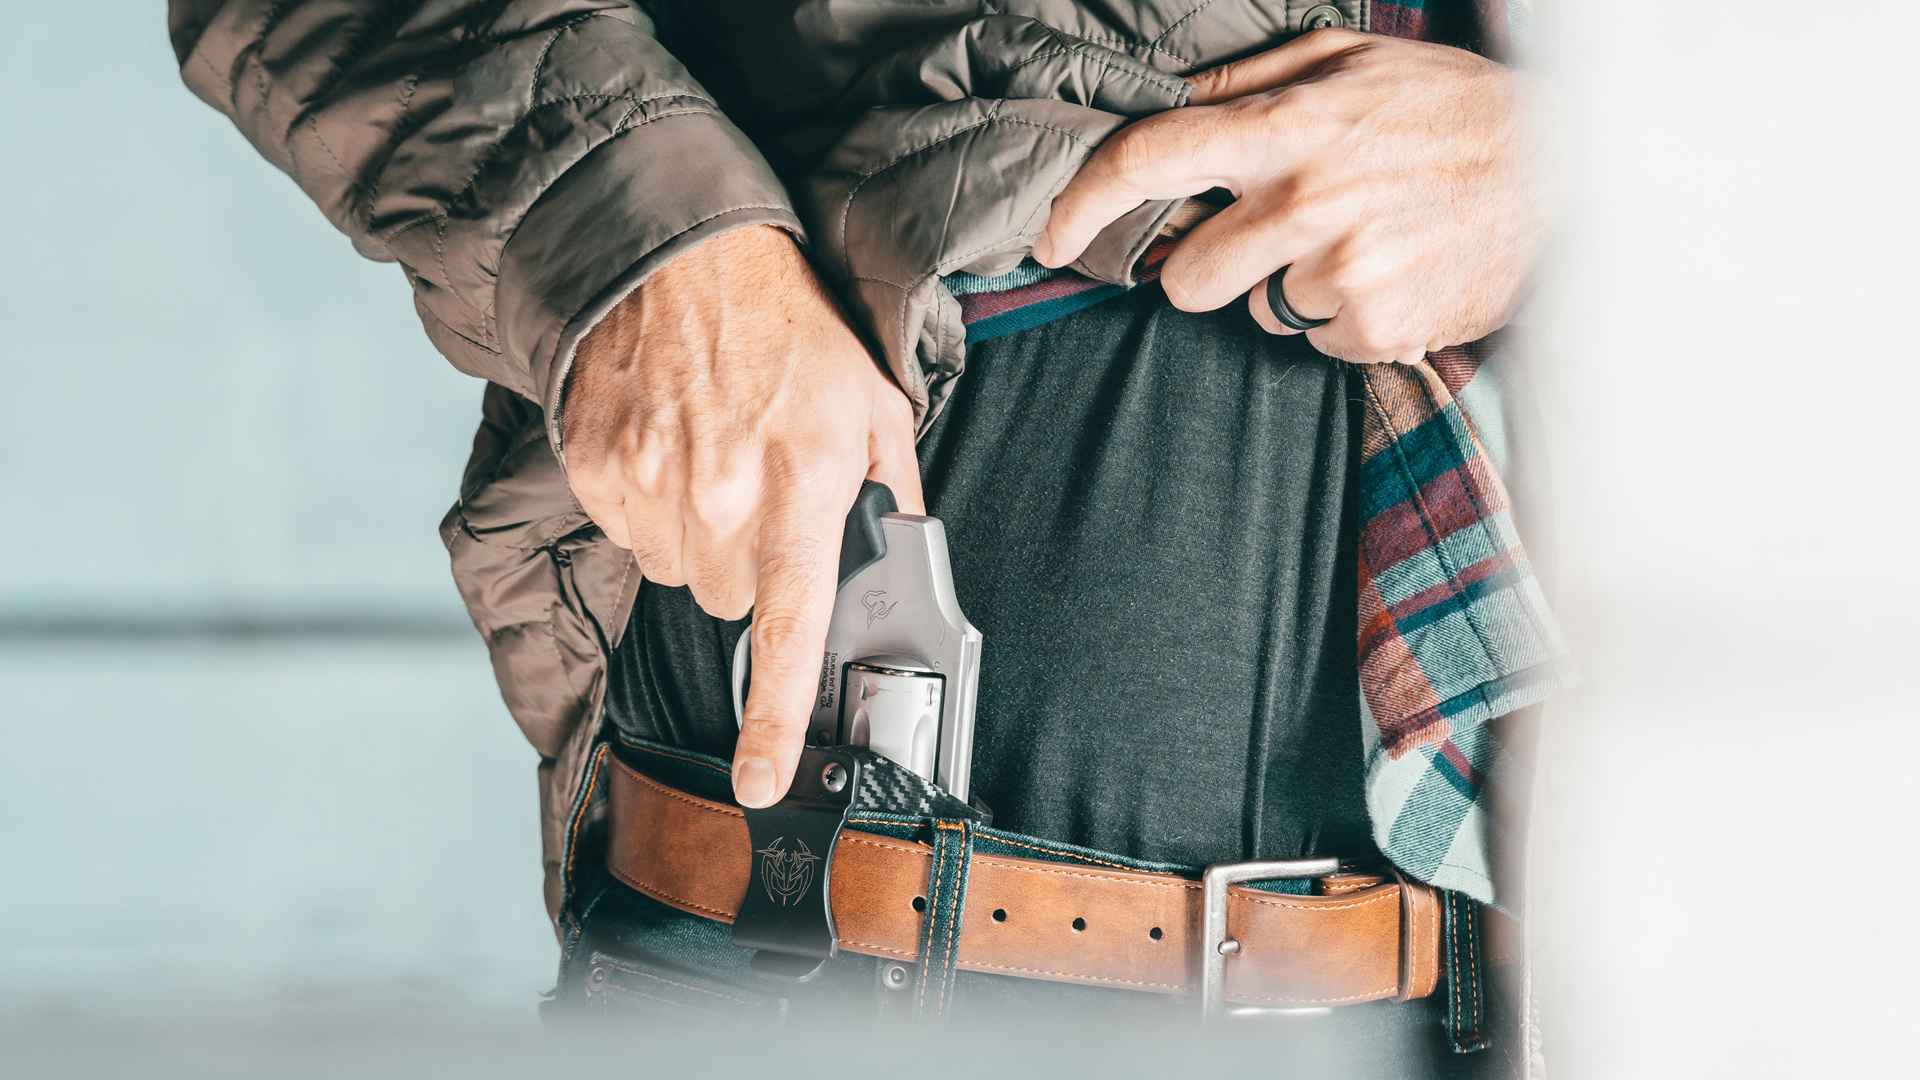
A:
603,284,1374,868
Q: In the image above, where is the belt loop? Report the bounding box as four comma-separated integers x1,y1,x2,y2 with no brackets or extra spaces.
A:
1386,866,1416,1004
912,819,974,1021
1443,890,1489,1053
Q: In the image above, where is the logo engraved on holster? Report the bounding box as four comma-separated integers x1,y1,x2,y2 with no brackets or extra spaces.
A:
755,836,820,906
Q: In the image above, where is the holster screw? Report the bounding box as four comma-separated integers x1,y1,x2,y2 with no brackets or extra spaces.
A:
822,762,849,792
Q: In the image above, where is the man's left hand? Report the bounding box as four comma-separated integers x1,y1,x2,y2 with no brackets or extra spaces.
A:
1033,29,1554,364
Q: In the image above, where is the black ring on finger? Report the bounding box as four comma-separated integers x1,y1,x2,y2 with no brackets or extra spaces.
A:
1266,265,1332,332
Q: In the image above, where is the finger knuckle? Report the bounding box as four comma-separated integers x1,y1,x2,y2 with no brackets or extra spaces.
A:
629,534,673,570
1348,319,1417,360
564,463,625,511
762,442,840,496
752,612,820,664
1269,86,1336,138
1102,123,1161,182
1324,260,1369,298
687,553,751,621
1277,83,1328,117
1318,246,1387,298
757,533,827,592
1278,180,1342,232
1185,68,1229,104
685,476,753,534
694,589,752,623
1348,322,1393,356
1160,268,1205,311
1315,27,1368,46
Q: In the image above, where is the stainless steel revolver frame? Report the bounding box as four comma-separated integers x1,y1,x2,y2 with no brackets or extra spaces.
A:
731,487,982,803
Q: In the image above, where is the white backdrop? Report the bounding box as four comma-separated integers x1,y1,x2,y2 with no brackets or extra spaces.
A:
1538,0,1918,1074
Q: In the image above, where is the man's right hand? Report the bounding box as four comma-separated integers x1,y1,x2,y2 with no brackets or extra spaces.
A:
562,225,925,809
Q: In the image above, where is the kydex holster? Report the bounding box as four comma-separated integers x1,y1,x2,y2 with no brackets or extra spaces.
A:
729,482,985,978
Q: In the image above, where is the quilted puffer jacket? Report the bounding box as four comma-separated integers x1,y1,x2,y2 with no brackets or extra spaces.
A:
166,0,1487,926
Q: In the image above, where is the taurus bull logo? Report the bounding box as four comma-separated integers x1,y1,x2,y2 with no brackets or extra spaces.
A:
755,836,820,906
861,589,898,628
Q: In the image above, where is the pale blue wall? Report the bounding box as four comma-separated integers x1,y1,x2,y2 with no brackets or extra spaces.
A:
0,3,482,627
0,4,556,1030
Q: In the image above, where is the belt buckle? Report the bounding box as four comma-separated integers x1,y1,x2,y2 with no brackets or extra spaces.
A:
1199,857,1340,1021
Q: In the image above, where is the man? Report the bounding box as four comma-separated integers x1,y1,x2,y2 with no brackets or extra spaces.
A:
171,0,1567,1069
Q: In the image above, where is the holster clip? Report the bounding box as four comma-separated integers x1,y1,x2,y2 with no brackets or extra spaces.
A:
731,747,862,981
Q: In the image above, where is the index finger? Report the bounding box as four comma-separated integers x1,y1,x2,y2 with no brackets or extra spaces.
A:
732,483,849,808
1034,109,1243,269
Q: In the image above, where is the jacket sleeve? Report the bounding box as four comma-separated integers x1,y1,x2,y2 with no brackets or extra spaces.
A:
168,0,802,450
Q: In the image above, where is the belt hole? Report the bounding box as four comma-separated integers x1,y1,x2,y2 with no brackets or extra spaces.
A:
912,895,926,913
1149,926,1163,940
1071,917,1087,932
992,908,1007,923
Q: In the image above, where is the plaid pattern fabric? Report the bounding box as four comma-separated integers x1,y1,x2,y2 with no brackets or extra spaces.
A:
1352,341,1572,904
934,0,1565,909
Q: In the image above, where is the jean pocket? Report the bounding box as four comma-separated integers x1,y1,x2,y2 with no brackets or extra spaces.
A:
580,949,791,1022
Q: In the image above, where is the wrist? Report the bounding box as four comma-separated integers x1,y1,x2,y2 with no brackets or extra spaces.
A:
565,225,803,445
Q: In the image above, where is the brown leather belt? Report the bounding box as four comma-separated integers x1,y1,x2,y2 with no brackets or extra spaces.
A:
605,753,1470,1008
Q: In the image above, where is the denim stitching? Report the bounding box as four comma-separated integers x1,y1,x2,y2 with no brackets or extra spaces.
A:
973,833,1139,871
933,820,968,1012
562,745,610,886
601,984,694,1009
1465,898,1483,1045
916,824,950,1011
597,961,756,1006
1449,893,1461,1037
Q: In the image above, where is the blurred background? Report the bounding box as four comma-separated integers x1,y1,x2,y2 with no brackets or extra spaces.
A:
1,1,1914,1076
0,0,555,1061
